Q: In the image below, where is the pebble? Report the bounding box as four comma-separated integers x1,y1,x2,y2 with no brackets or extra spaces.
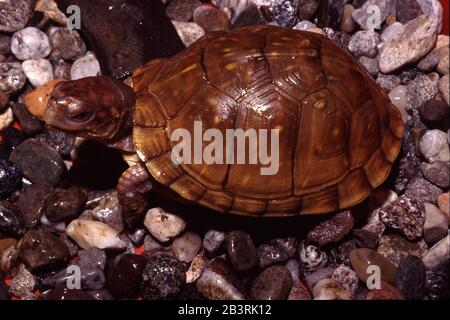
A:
0,0,34,33
395,256,426,300
21,59,54,88
348,30,380,58
66,219,126,251
141,254,187,300
378,74,401,92
438,74,449,105
287,285,312,300
172,21,205,47
379,195,426,241
389,85,409,121
106,254,147,297
340,4,355,33
225,230,257,272
420,129,450,162
232,2,267,28
417,49,439,72
425,260,450,299
312,278,352,300
11,27,52,61
91,192,124,232
126,228,146,246
422,162,449,190
35,0,68,26
377,234,428,267
405,175,444,204
186,251,207,283
0,159,22,198
353,229,379,249
351,0,391,30
365,281,404,300
193,6,231,32
10,139,66,186
144,234,170,254
421,233,450,269
285,259,300,287
17,183,53,228
18,229,69,273
53,59,71,80
297,0,320,21
10,264,36,297
203,230,225,258
328,240,356,268
307,211,354,247
380,22,404,42
396,0,423,23
436,193,449,220
37,129,75,158
299,241,328,273
379,14,440,73
359,56,379,77
44,187,87,223
60,233,79,257
332,265,359,296
48,27,86,61
272,0,299,28
144,207,186,243
293,20,317,30
0,245,19,277
171,232,202,263
349,248,397,285
250,265,292,300
0,63,27,94
257,242,289,269
407,74,439,110
435,42,448,74
0,107,13,133
0,202,25,237
196,258,245,300
11,103,43,136
70,52,101,80
304,267,335,291
418,99,449,128
166,0,202,22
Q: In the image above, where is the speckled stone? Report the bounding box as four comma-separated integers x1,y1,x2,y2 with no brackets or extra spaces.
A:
439,74,449,105
407,74,439,110
365,281,404,300
395,256,426,300
299,241,328,273
226,230,257,272
10,264,36,297
425,260,450,300
250,265,292,300
378,74,401,92
272,0,299,28
0,63,27,94
405,175,444,204
0,0,35,33
377,234,428,267
307,211,354,247
11,27,51,60
359,56,379,77
332,265,359,296
348,30,379,58
417,49,439,72
312,278,352,300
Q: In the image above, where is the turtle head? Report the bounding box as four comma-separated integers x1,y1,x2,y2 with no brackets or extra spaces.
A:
25,76,136,141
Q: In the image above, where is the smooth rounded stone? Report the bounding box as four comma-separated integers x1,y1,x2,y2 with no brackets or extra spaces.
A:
379,14,440,73
257,238,297,269
40,214,66,232
141,254,187,300
196,258,246,300
44,187,87,223
37,129,75,157
395,255,426,300
422,162,449,191
0,159,22,198
193,6,231,32
348,30,379,58
404,175,444,204
296,0,320,20
307,211,354,247
439,74,449,105
17,183,53,228
0,202,25,237
48,27,86,61
126,228,146,246
53,59,71,80
59,233,79,257
418,99,449,128
299,241,328,273
225,230,257,272
312,278,352,300
11,27,51,61
91,192,124,233
351,0,391,30
143,234,170,254
171,232,202,263
10,264,36,297
305,27,325,35
172,21,205,47
21,59,54,88
232,2,267,28
166,0,202,22
0,277,10,300
203,230,225,258
0,0,34,32
339,4,355,33
332,265,359,296
425,260,450,300
186,251,207,283
18,229,69,273
250,265,292,300
353,229,379,249
144,207,186,243
436,193,449,220
0,237,17,253
396,0,423,23
0,63,27,94
365,281,404,300
416,0,443,33
70,52,101,80
66,219,126,250
359,56,379,77
378,74,401,92
417,49,439,72
272,0,299,28
88,290,114,300
9,138,66,186
379,195,426,241
380,22,404,42
388,85,409,122
422,233,450,269
407,74,439,110
43,287,94,300
11,102,43,136
293,20,317,30
285,259,300,287
0,244,19,277
349,248,397,285
106,254,147,297
0,107,13,132
304,267,335,291
377,234,428,267
288,285,312,300
435,34,449,50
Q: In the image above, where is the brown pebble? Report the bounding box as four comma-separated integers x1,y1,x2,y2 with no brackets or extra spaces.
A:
365,281,404,300
349,248,397,285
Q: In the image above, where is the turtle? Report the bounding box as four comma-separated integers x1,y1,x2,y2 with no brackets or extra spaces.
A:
24,25,404,225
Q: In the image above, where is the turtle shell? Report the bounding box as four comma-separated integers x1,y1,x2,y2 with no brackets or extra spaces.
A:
131,25,404,217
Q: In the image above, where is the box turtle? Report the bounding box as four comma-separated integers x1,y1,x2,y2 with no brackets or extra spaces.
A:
25,25,404,224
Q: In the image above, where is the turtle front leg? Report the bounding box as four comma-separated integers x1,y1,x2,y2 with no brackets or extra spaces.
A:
117,163,153,226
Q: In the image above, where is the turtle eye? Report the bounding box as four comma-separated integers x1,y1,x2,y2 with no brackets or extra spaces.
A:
66,102,95,122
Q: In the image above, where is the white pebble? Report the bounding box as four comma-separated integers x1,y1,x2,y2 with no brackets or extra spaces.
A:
388,85,409,122
11,27,51,60
293,20,317,31
144,207,187,243
171,232,202,263
0,107,13,132
380,22,404,42
70,51,101,80
21,59,54,87
420,129,450,162
172,21,205,47
66,219,126,250
312,278,352,300
422,233,450,269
